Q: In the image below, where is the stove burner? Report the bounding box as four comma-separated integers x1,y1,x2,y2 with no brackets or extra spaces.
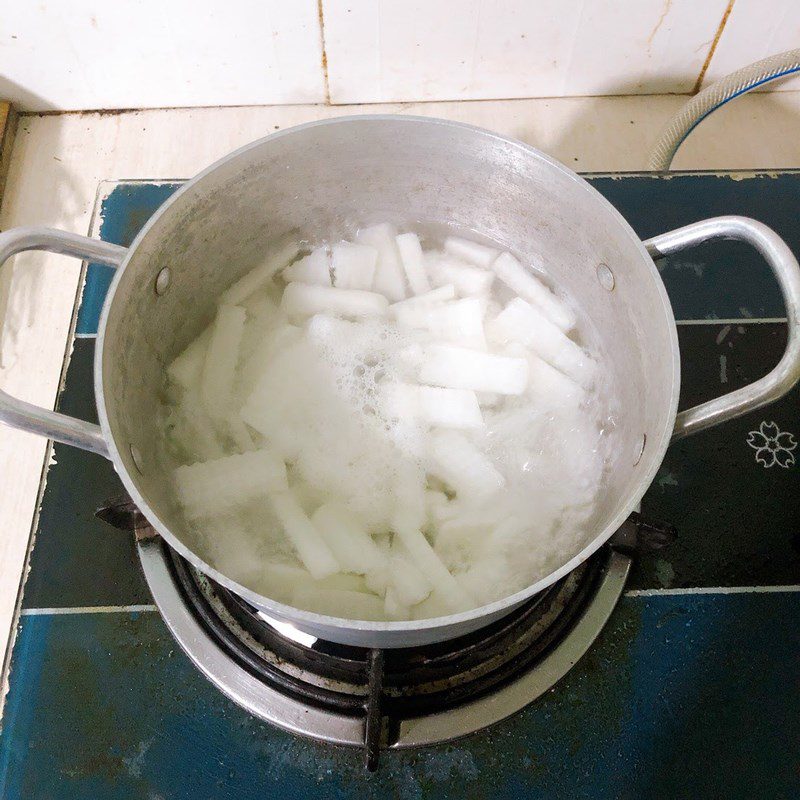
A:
138,538,631,770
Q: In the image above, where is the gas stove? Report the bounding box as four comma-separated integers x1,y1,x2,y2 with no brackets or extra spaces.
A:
2,173,799,798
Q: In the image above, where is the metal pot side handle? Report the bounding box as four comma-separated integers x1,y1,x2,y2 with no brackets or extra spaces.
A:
644,216,800,440
0,227,127,458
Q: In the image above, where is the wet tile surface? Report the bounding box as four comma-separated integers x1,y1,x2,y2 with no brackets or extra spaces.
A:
3,174,800,798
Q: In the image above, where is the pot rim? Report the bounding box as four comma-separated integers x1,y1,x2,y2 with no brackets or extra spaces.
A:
95,114,680,636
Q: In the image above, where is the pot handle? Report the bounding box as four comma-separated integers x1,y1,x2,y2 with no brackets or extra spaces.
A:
0,227,127,458
643,216,800,440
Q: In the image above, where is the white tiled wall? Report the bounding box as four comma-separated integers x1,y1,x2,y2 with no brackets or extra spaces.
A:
1,0,798,111
0,0,325,110
322,0,729,103
701,0,800,93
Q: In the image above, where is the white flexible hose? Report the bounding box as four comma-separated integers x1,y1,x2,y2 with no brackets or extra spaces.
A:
648,48,800,171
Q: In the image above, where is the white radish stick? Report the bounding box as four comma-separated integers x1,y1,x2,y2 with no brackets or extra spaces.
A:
411,589,454,620
237,294,279,367
268,491,340,579
331,242,378,290
487,298,592,385
490,252,576,332
428,257,495,297
283,247,331,286
281,282,388,320
443,236,498,268
428,429,505,498
166,390,223,462
389,285,455,318
417,386,483,429
236,322,301,403
527,354,587,409
425,489,457,528
220,240,300,306
394,297,487,351
419,344,528,395
200,305,247,420
388,540,432,606
392,518,473,613
228,418,256,452
356,223,406,301
384,587,410,620
260,561,311,602
292,586,386,620
396,232,431,295
315,573,371,592
312,503,388,575
174,448,288,518
167,326,213,391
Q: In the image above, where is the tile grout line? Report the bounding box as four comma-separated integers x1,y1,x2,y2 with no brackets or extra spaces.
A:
692,0,736,94
18,585,800,616
626,585,800,597
20,604,158,616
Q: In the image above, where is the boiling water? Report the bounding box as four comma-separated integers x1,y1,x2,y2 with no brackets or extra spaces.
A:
159,223,617,621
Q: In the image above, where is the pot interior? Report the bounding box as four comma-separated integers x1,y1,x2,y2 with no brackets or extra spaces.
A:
99,116,678,630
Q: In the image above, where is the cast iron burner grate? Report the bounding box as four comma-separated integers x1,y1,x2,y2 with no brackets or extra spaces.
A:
104,499,669,770
165,544,611,770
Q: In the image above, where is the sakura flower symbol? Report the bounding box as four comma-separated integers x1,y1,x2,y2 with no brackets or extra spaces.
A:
746,421,797,469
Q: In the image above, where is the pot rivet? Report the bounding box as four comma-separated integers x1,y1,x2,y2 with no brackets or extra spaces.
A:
155,267,171,295
130,444,144,473
597,263,615,291
633,433,646,466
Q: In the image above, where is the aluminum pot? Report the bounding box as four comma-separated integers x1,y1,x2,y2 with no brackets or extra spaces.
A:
2,116,799,648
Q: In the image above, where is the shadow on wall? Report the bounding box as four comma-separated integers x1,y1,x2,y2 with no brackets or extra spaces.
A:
0,75,57,112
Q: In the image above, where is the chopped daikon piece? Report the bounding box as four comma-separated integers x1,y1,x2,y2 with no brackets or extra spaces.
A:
388,540,431,606
392,519,473,613
281,282,388,320
419,344,528,395
486,298,592,385
283,247,331,286
394,297,487,350
444,237,498,268
417,386,483,429
220,240,300,306
312,503,388,575
527,354,587,409
425,490,458,528
411,589,454,620
201,305,246,420
331,242,377,290
428,256,495,297
428,430,505,498
268,491,339,579
260,561,310,602
236,322,302,402
384,587,410,620
168,326,212,391
389,285,456,318
174,449,288,518
292,586,386,620
165,390,224,462
476,392,501,407
356,224,406,301
315,572,370,592
238,295,279,368
396,232,431,295
228,418,256,452
490,252,576,332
